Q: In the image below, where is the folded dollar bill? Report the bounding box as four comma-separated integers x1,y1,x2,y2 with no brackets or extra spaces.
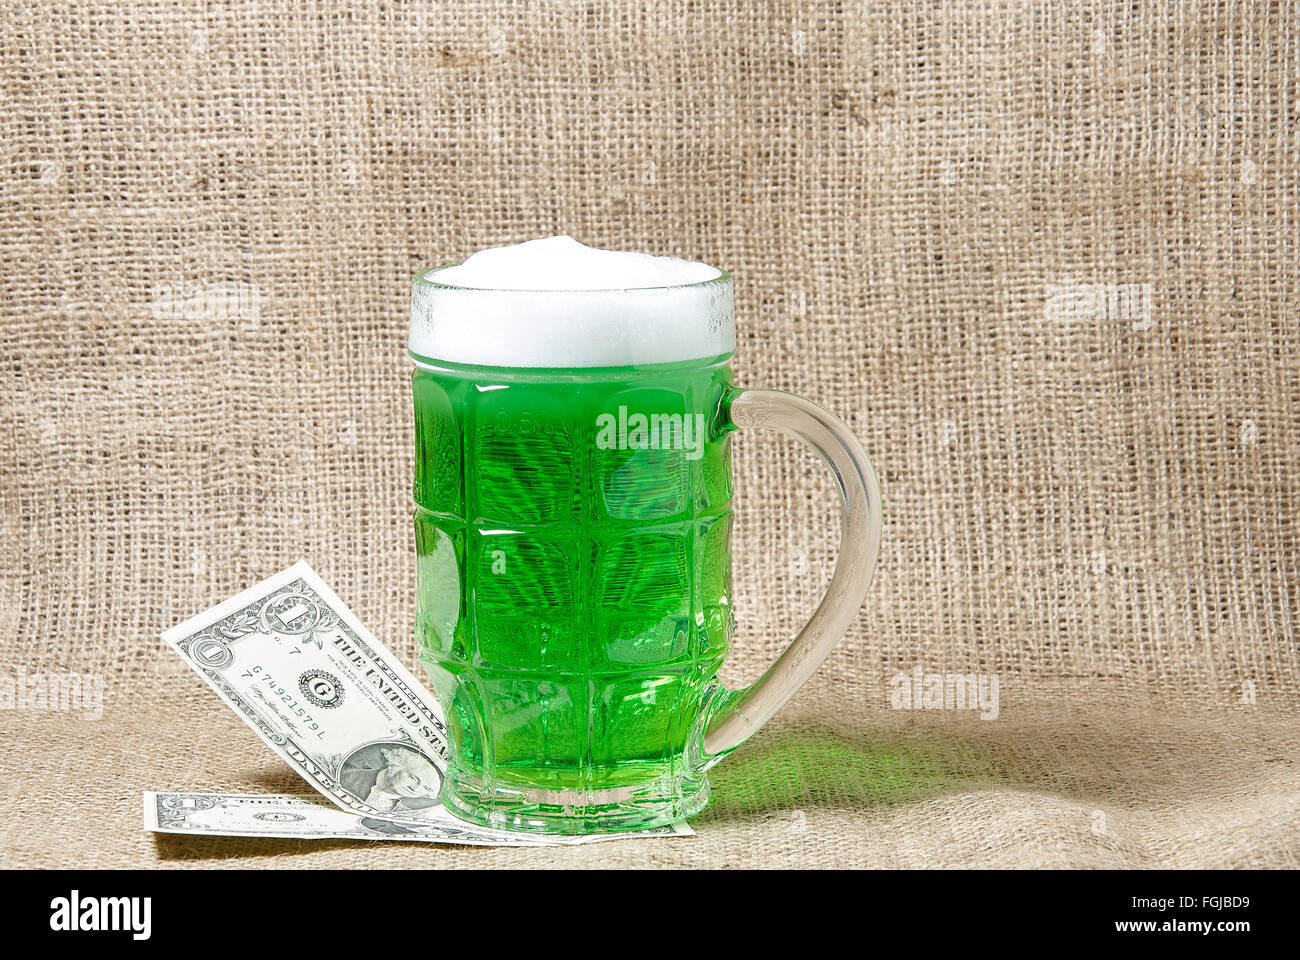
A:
145,792,690,847
154,561,692,846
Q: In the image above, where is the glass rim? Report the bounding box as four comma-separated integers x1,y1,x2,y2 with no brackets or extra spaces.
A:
412,263,732,295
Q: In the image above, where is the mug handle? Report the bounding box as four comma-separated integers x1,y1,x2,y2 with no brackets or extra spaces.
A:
694,388,883,766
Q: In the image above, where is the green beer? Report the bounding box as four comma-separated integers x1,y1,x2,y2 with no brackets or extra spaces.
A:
414,356,733,828
411,237,883,833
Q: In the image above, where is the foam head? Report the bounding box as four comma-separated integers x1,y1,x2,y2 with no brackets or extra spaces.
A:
410,236,733,367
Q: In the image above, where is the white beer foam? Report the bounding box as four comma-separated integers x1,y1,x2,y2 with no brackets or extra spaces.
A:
410,236,733,367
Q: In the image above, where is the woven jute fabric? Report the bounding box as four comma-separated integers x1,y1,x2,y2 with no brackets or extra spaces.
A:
2,1,1297,868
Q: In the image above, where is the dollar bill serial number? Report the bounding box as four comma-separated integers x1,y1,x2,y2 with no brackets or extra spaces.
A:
247,665,328,739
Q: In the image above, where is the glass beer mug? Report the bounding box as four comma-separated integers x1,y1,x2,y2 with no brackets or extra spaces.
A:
410,238,882,833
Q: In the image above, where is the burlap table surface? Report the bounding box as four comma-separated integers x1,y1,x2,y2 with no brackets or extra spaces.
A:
2,1,1297,868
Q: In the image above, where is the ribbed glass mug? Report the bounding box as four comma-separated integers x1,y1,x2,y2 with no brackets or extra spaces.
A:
410,264,882,833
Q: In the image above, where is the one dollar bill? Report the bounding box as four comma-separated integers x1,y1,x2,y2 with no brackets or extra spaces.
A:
157,561,692,846
145,792,691,847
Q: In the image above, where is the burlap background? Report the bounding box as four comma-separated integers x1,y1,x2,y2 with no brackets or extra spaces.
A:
2,1,1297,868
